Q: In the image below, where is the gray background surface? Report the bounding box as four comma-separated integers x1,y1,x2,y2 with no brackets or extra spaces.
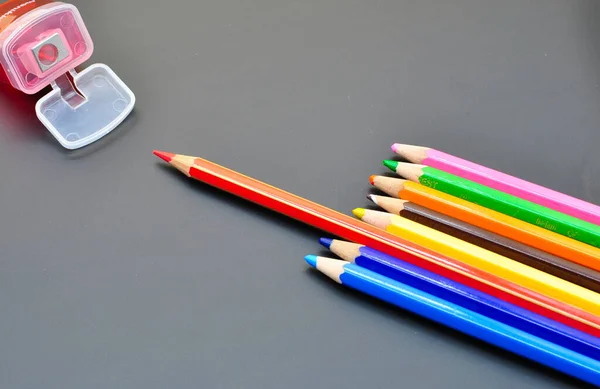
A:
1,0,600,388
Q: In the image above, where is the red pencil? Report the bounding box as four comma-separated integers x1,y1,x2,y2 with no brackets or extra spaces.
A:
153,150,600,337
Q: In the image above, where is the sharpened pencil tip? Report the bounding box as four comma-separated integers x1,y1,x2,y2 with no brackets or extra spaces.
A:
319,237,333,249
383,160,399,172
153,150,176,163
369,175,376,185
391,144,400,153
304,255,318,268
352,208,366,220
367,194,378,205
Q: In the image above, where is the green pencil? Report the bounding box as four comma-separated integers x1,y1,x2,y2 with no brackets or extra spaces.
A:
383,160,600,248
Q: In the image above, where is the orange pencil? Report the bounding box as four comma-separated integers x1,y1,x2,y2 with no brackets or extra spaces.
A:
370,175,600,272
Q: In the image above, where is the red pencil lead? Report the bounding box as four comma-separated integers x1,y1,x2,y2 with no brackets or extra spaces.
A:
153,150,176,163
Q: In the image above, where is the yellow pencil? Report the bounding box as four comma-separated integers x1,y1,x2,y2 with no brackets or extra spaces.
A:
353,208,600,316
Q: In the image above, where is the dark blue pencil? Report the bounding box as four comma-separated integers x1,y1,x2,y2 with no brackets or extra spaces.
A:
305,255,600,386
319,237,600,360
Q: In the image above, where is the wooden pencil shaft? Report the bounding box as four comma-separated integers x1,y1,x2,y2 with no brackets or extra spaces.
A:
391,144,429,163
400,202,600,293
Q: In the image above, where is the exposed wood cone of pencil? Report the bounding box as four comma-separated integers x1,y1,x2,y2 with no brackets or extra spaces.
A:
390,144,430,163
369,175,406,198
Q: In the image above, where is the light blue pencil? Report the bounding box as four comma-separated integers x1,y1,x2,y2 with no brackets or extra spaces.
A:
305,255,600,386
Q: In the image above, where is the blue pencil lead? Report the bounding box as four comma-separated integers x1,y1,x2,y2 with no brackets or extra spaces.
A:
319,237,333,249
304,255,318,268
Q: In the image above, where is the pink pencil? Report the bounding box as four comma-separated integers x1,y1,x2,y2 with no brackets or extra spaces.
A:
392,144,600,226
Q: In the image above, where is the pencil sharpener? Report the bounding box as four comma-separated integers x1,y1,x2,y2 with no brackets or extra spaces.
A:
0,0,135,149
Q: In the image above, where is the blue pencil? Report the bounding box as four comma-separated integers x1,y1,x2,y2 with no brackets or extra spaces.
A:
319,237,600,361
305,255,600,386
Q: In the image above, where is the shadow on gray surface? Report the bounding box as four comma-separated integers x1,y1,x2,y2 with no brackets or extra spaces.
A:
63,110,139,159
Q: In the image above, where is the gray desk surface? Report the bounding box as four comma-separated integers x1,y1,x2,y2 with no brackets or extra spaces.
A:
1,1,600,388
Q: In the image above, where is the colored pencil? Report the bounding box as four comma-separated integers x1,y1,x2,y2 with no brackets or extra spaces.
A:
154,151,600,337
383,160,600,248
367,195,600,293
392,143,600,226
305,255,600,386
353,208,600,317
370,175,600,273
319,238,600,360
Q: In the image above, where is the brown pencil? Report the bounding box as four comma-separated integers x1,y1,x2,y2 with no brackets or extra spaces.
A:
369,175,600,272
367,194,600,293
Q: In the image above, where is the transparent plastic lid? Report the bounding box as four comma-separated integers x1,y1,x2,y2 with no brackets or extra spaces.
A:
36,63,135,149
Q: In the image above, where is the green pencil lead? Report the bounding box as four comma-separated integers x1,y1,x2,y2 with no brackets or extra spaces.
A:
383,160,399,172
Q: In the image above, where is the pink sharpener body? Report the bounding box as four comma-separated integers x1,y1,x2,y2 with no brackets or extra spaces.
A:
0,2,135,149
